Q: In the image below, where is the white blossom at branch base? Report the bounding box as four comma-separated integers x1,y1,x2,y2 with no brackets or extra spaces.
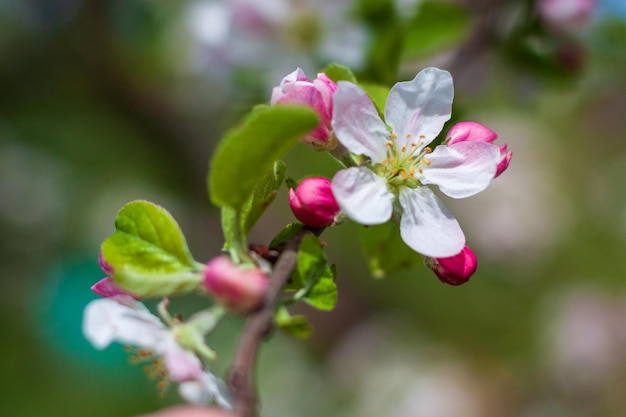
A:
331,67,501,258
82,297,231,408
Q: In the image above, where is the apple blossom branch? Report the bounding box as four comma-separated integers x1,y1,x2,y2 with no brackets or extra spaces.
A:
228,226,324,417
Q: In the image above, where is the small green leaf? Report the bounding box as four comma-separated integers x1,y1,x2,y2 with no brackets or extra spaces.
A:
295,234,338,311
359,82,389,118
208,105,318,210
320,63,358,83
102,200,196,274
220,206,243,252
360,221,422,278
269,223,304,250
303,264,337,311
240,160,287,236
275,307,313,339
101,201,200,298
114,269,202,298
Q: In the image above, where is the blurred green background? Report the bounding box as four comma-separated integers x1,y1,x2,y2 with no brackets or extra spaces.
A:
2,0,626,416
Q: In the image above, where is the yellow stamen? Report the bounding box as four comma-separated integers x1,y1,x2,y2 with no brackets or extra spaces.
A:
421,158,432,166
424,147,432,153
390,132,397,140
385,141,393,147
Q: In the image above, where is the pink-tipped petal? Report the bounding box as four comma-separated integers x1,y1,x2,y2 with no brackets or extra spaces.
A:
421,141,500,199
332,82,390,163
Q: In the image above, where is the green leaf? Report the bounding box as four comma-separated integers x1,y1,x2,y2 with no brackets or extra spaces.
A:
221,161,288,260
295,234,338,311
240,160,287,236
403,1,470,60
208,105,318,210
275,307,313,339
304,264,337,311
101,200,200,298
320,63,358,83
102,200,196,274
114,269,202,298
220,206,242,252
360,221,422,278
359,82,390,118
269,223,304,250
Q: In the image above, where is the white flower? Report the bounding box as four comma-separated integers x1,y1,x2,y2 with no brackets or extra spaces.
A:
331,67,501,258
82,297,231,408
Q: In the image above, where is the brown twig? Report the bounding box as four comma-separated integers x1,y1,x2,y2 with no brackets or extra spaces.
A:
228,226,322,417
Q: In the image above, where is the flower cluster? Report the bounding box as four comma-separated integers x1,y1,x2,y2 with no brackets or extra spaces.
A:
83,62,513,415
273,66,511,284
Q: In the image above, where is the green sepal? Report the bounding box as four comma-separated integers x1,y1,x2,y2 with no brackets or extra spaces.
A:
114,269,202,298
102,200,197,274
293,234,338,311
208,105,318,210
269,223,304,250
360,221,422,278
320,63,358,84
275,306,313,339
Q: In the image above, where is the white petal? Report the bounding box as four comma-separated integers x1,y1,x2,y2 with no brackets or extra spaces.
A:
399,187,465,258
82,297,165,350
332,167,394,225
332,81,390,163
420,141,499,198
384,67,453,149
179,373,232,409
161,341,204,382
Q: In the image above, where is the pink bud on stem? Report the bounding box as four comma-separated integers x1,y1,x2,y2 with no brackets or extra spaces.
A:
425,245,478,286
203,256,269,313
271,68,337,149
289,177,340,227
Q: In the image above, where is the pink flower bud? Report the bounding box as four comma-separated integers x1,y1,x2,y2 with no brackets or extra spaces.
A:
445,121,512,178
94,252,139,299
289,177,340,227
537,0,597,32
496,143,512,178
425,245,478,286
203,256,268,313
271,68,337,149
99,251,113,276
91,277,139,299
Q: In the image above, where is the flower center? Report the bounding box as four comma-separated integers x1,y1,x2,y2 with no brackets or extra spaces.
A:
374,132,432,190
